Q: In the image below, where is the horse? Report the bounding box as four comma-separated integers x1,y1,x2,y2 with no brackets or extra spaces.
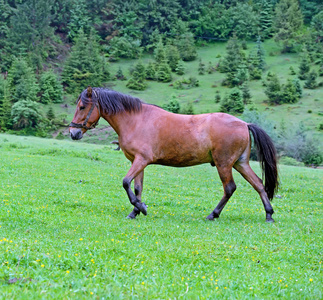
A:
69,86,279,222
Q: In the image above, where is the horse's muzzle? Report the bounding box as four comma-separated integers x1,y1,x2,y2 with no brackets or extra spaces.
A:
70,128,83,140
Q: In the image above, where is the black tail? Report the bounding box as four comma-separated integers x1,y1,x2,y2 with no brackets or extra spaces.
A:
248,124,279,200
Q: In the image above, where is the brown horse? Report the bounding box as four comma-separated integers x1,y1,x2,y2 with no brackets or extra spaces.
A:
69,87,279,222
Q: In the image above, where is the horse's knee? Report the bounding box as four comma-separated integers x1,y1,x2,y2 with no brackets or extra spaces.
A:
123,177,131,190
225,181,236,197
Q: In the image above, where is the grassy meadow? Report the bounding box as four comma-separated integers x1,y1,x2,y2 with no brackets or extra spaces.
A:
0,133,322,299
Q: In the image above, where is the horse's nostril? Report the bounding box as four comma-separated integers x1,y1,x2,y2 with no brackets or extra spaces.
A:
70,130,82,140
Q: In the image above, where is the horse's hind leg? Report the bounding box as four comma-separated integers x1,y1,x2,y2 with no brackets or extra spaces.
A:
126,171,144,219
234,162,274,223
206,166,236,220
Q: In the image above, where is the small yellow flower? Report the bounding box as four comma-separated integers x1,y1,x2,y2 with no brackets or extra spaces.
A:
309,278,313,282
142,282,144,285
90,292,93,295
66,270,70,273
79,238,83,241
216,287,218,290
41,264,45,268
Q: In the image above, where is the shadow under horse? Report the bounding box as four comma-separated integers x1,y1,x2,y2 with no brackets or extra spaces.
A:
69,87,279,222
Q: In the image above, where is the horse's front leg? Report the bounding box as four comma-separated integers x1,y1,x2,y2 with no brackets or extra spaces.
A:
127,171,144,219
123,157,148,217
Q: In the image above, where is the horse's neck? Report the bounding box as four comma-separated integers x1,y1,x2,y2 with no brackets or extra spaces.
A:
102,110,141,137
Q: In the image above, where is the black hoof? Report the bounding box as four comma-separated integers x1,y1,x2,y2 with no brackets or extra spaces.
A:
206,214,215,221
126,211,137,219
135,202,147,216
266,218,275,223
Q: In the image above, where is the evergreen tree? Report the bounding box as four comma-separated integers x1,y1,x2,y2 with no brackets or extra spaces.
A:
241,82,252,105
163,96,180,113
175,60,185,75
221,34,245,87
46,106,55,121
174,33,197,61
273,0,304,52
11,99,42,129
7,57,39,103
115,67,126,81
292,78,303,98
68,0,91,41
154,39,167,64
215,90,221,103
0,0,12,71
181,102,194,115
304,70,318,89
155,61,172,83
0,75,11,129
298,51,311,80
145,62,156,80
62,29,109,94
198,59,206,75
8,0,55,69
281,79,299,103
126,61,147,90
265,73,281,104
165,44,180,72
220,88,244,114
39,71,63,104
258,0,274,39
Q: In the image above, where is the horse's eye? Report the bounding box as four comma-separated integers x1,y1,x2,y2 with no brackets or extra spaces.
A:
80,106,86,111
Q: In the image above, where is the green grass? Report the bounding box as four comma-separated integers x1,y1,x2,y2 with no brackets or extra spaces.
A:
0,134,322,299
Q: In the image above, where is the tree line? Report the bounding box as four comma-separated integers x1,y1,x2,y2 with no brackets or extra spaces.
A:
0,0,322,155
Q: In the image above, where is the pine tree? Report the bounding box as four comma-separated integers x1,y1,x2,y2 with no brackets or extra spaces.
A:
198,59,206,75
220,88,244,114
241,82,252,104
298,51,310,80
155,61,172,82
304,70,318,89
259,0,274,39
281,79,299,103
8,0,55,70
165,44,180,72
126,61,147,90
11,99,42,129
215,90,221,103
62,29,109,94
39,71,63,104
221,34,245,87
175,60,185,75
68,0,91,41
7,57,39,103
265,73,281,104
115,67,126,81
0,75,11,129
273,0,304,52
174,33,197,62
145,62,156,80
154,39,167,64
46,106,55,121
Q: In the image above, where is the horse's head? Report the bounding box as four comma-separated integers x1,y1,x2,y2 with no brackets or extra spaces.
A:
69,86,101,140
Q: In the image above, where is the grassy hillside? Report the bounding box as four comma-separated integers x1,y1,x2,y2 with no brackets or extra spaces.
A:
54,40,323,145
0,134,322,298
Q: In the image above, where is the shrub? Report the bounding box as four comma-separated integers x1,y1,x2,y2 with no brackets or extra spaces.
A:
162,98,180,113
11,100,43,129
220,88,244,114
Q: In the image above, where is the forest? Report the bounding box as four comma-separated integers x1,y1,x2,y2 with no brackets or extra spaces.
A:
0,0,322,165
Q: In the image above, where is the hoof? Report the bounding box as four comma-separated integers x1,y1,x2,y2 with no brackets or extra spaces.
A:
206,215,215,221
266,218,275,223
136,202,147,216
126,211,137,219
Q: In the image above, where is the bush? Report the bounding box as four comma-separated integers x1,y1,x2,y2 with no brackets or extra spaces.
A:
11,100,43,129
162,98,180,113
220,88,244,114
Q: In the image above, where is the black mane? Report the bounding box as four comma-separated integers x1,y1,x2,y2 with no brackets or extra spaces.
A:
79,88,143,114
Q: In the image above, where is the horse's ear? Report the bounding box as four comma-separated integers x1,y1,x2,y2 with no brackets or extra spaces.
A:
87,86,92,98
